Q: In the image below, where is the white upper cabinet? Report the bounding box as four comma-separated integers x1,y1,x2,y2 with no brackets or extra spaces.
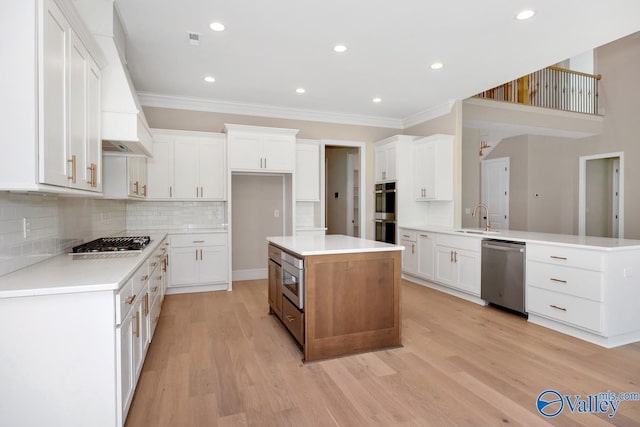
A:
1,0,104,194
295,140,321,201
148,130,226,201
102,155,147,199
374,142,397,182
413,134,453,201
226,124,298,172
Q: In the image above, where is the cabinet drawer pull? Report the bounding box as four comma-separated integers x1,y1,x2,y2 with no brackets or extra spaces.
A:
550,255,567,260
143,294,149,316
419,234,429,238
193,240,205,243
285,315,295,323
454,251,458,263
402,234,410,238
152,286,158,292
140,275,149,282
450,251,453,262
150,262,158,267
550,304,567,312
125,295,136,305
67,155,76,183
550,278,567,284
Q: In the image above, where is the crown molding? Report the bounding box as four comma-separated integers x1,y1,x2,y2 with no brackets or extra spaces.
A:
137,92,404,129
401,100,456,129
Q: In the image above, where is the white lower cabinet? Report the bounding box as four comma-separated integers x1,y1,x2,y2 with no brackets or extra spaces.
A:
169,233,229,292
399,229,418,275
399,229,435,280
416,233,435,280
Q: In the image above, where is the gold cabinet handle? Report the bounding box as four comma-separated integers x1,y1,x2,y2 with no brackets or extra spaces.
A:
143,293,149,316
419,234,429,238
402,234,410,238
411,244,415,254
550,278,567,284
193,240,205,243
142,184,147,197
199,249,203,260
86,163,97,187
550,304,567,312
550,255,567,260
134,312,140,338
195,249,198,261
165,254,169,268
454,251,458,263
134,181,139,195
67,155,76,183
140,275,149,282
150,262,158,267
169,186,173,197
285,315,295,323
125,294,136,305
450,251,454,263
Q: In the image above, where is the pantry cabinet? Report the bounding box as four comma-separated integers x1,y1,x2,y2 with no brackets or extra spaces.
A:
226,124,298,172
414,134,453,201
147,130,226,200
1,0,104,194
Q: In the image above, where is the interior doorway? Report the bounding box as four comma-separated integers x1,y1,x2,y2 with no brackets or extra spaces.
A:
481,157,510,230
579,152,623,238
324,144,362,237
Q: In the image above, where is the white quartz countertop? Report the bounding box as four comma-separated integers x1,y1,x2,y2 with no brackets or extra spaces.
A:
0,233,167,299
267,234,404,256
400,225,640,250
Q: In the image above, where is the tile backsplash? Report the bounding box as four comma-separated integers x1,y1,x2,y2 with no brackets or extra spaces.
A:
0,193,126,276
126,201,226,231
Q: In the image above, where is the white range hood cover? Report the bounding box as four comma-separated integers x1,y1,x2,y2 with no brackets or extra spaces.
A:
73,0,152,156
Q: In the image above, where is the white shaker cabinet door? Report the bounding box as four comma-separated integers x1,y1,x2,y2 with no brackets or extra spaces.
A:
67,30,89,190
199,246,229,284
296,141,320,201
170,247,200,286
262,134,295,172
146,139,173,199
116,316,134,426
40,2,69,187
173,139,200,199
199,137,226,200
416,233,434,280
228,134,262,170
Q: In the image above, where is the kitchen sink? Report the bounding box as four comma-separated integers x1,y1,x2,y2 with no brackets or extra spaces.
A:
455,229,501,235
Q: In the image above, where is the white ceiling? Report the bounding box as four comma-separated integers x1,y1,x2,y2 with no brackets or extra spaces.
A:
115,0,640,128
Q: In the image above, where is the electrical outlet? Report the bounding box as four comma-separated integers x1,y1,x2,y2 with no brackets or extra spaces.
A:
274,210,280,218
22,218,31,239
465,208,471,214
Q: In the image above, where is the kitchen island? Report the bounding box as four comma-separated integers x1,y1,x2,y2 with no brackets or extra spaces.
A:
267,235,404,362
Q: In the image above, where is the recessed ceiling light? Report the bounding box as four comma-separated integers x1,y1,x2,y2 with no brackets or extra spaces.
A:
373,97,382,103
333,44,348,53
296,88,306,94
209,22,226,32
516,9,535,20
204,76,215,83
430,62,444,70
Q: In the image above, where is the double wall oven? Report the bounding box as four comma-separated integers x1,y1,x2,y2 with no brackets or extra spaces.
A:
375,182,397,244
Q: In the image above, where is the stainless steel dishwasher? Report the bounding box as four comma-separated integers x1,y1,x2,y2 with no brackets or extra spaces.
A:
481,239,526,315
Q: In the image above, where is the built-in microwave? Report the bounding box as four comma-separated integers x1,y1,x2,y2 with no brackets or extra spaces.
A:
281,251,304,309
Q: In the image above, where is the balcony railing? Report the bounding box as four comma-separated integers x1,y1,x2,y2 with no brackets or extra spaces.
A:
475,66,601,115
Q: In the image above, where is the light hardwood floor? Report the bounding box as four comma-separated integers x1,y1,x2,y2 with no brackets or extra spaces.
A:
125,280,640,426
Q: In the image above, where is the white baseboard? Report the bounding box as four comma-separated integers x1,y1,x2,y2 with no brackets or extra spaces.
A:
232,268,268,281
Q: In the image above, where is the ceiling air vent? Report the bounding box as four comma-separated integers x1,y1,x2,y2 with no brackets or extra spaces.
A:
188,32,200,46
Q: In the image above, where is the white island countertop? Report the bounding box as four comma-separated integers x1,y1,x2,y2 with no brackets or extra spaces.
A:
401,225,640,251
0,232,167,299
267,234,404,257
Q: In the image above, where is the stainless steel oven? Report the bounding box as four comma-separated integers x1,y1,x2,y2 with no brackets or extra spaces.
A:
281,251,304,309
375,182,397,244
375,182,397,220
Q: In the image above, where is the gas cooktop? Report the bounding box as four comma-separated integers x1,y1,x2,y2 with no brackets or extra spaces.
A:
72,236,151,254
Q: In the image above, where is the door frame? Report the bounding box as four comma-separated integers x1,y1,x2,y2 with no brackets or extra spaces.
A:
578,151,624,237
321,140,365,238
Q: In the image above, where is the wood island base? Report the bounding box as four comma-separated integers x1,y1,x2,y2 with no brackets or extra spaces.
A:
268,243,402,362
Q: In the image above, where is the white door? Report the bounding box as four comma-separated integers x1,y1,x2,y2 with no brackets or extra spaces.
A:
481,158,509,230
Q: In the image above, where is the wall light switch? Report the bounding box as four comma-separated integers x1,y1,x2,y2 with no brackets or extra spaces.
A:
624,267,633,278
465,208,471,215
274,209,280,218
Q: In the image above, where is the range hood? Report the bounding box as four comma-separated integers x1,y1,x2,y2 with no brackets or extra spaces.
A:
73,0,152,156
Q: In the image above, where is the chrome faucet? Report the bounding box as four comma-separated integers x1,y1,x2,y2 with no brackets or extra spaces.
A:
472,203,492,231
